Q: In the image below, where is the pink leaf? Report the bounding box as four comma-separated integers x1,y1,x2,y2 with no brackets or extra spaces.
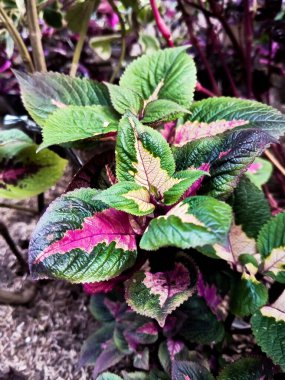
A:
167,338,185,361
137,322,158,335
173,119,248,146
33,208,136,265
143,263,190,307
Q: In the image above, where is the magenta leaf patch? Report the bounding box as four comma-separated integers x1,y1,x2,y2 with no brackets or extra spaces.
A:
173,119,248,146
125,263,196,327
29,188,137,283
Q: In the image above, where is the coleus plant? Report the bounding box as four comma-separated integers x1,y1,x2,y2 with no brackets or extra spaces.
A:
15,47,285,377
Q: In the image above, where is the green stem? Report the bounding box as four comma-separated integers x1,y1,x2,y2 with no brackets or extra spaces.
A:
25,0,47,72
108,0,126,83
0,5,34,72
69,0,97,77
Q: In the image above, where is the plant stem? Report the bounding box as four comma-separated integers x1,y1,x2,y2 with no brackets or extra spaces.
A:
0,222,28,272
195,82,215,97
0,203,37,214
178,0,221,96
150,0,174,47
25,0,47,72
108,0,126,83
0,5,34,72
265,149,285,177
69,0,97,77
243,0,253,98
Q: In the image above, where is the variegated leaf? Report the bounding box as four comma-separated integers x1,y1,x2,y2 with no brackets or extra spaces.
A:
257,211,285,283
230,272,268,317
94,181,155,216
173,129,275,199
29,188,137,283
251,290,285,371
173,119,248,146
140,196,232,251
0,129,67,199
262,247,285,282
125,263,195,327
116,113,177,198
15,71,111,127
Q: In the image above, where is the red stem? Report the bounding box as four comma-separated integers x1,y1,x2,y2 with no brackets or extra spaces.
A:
150,0,215,98
149,0,174,47
243,0,253,98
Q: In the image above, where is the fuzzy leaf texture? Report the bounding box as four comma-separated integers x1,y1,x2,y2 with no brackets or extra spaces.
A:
28,188,137,283
0,129,67,199
230,273,268,317
187,96,285,139
257,211,285,283
180,295,225,344
125,262,196,327
232,176,271,239
39,105,119,150
173,129,275,199
119,46,196,109
251,290,285,371
94,181,155,216
140,196,232,251
116,113,204,204
172,361,215,380
15,71,111,127
217,357,265,380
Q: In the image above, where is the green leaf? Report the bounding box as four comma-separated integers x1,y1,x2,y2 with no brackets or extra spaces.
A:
163,170,208,206
251,290,285,371
116,113,176,195
28,188,137,283
188,96,285,139
140,196,232,251
95,181,155,216
217,357,265,380
90,35,120,61
66,0,95,33
142,99,190,124
89,294,116,322
120,47,196,108
38,105,119,150
43,7,63,29
106,84,143,115
121,371,149,380
133,347,149,370
230,273,268,317
15,71,111,127
0,129,67,199
180,295,225,344
172,361,215,380
139,33,160,54
173,129,275,199
233,176,271,239
246,157,273,188
257,211,285,283
125,262,195,327
97,373,123,380
158,340,188,375
79,323,114,366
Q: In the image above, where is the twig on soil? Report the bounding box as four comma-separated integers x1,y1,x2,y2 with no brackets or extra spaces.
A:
0,222,28,272
0,283,36,304
25,0,47,72
0,202,37,215
0,5,34,72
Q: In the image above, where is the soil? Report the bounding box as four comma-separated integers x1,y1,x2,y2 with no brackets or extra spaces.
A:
0,166,97,380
